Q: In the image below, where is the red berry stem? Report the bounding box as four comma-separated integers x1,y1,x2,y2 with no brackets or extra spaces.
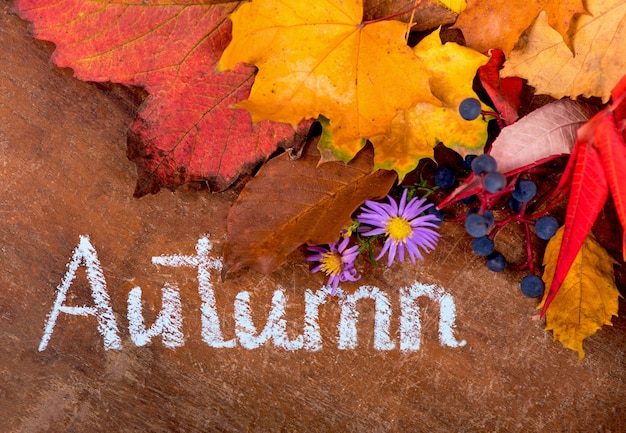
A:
481,110,506,129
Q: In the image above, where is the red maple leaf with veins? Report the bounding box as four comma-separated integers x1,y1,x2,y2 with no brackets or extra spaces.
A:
15,0,311,195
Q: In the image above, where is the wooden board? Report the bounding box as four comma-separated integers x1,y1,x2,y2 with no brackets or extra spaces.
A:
1,2,626,431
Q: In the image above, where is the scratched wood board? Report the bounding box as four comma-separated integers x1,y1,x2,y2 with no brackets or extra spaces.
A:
1,2,626,431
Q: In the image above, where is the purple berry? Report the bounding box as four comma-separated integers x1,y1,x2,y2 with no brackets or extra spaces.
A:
520,274,545,298
535,215,559,240
486,251,506,272
471,154,497,175
459,98,482,120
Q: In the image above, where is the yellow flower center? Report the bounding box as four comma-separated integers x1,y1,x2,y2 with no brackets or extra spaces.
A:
320,252,342,276
386,216,412,243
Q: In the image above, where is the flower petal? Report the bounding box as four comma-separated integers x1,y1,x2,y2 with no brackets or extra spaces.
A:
337,236,351,252
398,188,409,215
403,198,430,219
387,240,399,266
360,227,387,237
397,242,405,263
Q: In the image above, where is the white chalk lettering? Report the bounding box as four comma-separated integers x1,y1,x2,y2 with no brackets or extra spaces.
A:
338,285,396,350
41,235,467,354
234,289,304,350
39,236,122,351
127,284,184,348
303,288,329,351
151,236,235,348
399,282,467,352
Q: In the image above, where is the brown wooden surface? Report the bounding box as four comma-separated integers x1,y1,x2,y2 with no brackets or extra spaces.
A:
2,2,626,431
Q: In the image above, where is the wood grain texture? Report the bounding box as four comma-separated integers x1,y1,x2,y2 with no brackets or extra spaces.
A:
1,1,625,431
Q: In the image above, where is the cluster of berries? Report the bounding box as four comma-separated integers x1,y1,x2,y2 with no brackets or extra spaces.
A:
435,153,560,299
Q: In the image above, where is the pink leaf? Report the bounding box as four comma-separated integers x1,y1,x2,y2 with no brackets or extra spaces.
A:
438,100,596,208
490,99,597,175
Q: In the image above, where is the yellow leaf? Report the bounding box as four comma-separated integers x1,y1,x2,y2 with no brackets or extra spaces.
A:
436,0,466,14
316,116,366,164
501,0,626,102
219,0,438,154
369,28,489,178
412,27,488,108
370,102,488,178
540,226,620,361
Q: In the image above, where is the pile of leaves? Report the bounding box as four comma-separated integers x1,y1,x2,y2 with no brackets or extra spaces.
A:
14,0,626,359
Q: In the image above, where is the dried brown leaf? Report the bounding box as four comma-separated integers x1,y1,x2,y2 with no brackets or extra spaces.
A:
222,142,397,278
363,0,457,31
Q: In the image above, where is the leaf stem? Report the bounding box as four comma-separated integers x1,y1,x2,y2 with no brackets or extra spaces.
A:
361,0,424,27
481,110,506,129
524,221,535,274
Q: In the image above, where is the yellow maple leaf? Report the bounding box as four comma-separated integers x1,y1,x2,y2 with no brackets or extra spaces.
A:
219,0,438,153
539,226,621,361
501,0,626,103
369,28,489,178
454,0,585,55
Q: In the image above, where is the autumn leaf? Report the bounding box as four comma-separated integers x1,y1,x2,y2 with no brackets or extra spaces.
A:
477,49,523,126
411,27,488,109
222,143,397,278
436,0,466,14
369,100,488,179
454,0,585,55
502,0,626,103
540,227,620,361
594,110,626,262
15,0,310,195
488,100,596,176
219,0,439,161
363,0,458,31
319,27,490,179
540,139,609,318
541,76,626,316
605,76,626,260
437,99,595,207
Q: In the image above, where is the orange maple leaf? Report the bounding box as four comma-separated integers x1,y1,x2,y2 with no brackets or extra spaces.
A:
454,0,586,54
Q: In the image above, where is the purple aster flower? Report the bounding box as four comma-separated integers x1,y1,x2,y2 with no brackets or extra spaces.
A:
357,189,441,266
306,236,360,294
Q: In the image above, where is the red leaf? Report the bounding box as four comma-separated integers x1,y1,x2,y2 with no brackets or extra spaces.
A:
541,135,608,316
607,74,626,258
222,143,397,278
594,114,626,260
15,0,308,195
543,77,626,315
610,73,626,126
477,49,523,125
